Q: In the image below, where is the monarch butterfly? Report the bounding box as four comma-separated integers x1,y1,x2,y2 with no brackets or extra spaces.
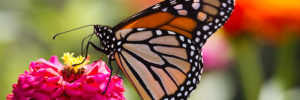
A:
54,0,234,99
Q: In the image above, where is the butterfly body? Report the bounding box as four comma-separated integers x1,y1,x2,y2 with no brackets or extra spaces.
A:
89,0,234,99
93,25,116,59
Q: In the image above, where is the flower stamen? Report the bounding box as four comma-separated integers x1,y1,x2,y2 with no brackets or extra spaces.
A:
61,52,89,83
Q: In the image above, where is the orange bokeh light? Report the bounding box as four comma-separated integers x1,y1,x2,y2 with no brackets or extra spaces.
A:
224,0,300,43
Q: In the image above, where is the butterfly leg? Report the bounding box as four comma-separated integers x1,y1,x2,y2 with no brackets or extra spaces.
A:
115,67,122,79
88,41,105,53
73,41,105,66
81,34,93,55
102,59,113,94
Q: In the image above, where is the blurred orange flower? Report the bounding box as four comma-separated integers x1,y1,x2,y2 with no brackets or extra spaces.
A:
224,0,300,43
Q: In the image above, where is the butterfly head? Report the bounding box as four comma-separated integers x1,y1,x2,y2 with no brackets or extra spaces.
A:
94,25,116,56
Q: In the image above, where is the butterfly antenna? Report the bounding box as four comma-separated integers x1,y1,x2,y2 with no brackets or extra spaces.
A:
53,25,95,40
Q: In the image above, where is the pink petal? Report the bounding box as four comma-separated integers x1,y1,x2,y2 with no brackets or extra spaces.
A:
70,96,83,100
91,94,108,100
51,86,64,98
27,76,37,83
31,80,42,87
85,61,110,75
85,65,98,75
36,56,62,71
97,61,111,74
20,83,30,90
36,58,54,68
91,74,107,84
46,76,61,83
23,89,38,96
55,96,70,100
18,76,26,85
32,92,52,100
49,56,64,69
82,83,98,93
81,91,97,99
45,68,60,77
6,94,13,100
65,82,81,88
65,87,82,97
39,83,57,93
73,75,87,83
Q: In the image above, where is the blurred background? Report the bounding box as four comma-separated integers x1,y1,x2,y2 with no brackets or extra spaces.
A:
0,0,299,100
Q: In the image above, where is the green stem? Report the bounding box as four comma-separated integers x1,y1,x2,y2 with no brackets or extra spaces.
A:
232,36,264,100
274,36,299,100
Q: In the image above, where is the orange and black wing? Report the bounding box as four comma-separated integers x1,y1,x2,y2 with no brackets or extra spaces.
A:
114,28,202,99
111,0,235,99
113,0,235,49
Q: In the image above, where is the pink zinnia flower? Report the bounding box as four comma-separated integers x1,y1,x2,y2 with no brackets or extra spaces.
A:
7,53,125,100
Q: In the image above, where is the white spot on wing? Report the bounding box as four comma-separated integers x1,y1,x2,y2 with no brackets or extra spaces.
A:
215,19,220,23
187,80,191,85
222,3,227,7
156,30,162,35
137,28,146,31
180,86,184,91
204,35,208,39
214,26,218,29
200,43,204,47
192,67,196,72
117,41,122,45
170,0,177,5
190,51,194,56
168,31,176,35
153,4,161,9
191,46,195,50
182,44,187,48
189,59,193,63
195,37,200,42
162,7,168,12
188,73,191,78
218,23,222,27
195,55,199,59
179,36,185,41
197,31,201,36
188,39,191,44
184,91,188,96
177,93,182,97
203,25,210,31
193,78,196,84
192,3,200,10
189,87,194,91
220,11,225,16
174,4,183,9
171,97,175,100
195,72,199,76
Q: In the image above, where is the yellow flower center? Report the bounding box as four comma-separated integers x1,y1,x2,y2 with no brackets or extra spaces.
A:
61,52,90,83
61,52,90,72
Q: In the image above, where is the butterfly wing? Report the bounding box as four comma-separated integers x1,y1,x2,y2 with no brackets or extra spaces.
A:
111,0,235,99
114,28,202,99
113,0,235,48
